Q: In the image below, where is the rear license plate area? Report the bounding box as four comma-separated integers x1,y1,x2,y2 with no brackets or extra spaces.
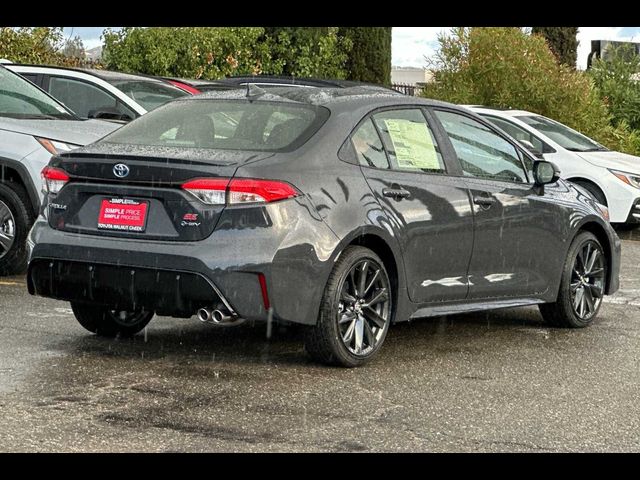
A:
98,198,149,232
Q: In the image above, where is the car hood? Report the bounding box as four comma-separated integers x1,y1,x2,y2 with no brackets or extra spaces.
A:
575,150,640,173
0,118,120,146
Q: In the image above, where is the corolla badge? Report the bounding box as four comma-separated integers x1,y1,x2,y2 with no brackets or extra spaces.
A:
113,163,130,178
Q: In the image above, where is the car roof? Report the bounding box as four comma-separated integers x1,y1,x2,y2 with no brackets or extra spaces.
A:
182,85,457,112
464,105,538,118
6,64,168,84
218,75,399,92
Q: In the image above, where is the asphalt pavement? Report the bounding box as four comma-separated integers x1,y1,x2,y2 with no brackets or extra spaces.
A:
0,230,638,452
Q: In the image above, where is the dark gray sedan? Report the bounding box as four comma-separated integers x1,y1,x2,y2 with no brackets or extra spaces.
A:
27,86,621,367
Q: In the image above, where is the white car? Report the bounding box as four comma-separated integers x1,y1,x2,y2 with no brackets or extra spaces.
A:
4,64,188,122
467,106,640,224
0,65,119,274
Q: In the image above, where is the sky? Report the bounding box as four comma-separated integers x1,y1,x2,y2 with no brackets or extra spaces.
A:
64,27,640,70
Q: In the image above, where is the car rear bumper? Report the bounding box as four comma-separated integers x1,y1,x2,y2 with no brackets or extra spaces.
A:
27,198,340,325
28,258,235,318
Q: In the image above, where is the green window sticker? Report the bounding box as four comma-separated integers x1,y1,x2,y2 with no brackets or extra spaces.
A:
384,119,440,170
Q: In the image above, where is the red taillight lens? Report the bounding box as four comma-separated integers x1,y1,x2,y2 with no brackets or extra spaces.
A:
228,179,299,204
41,166,69,194
182,178,300,205
181,178,230,205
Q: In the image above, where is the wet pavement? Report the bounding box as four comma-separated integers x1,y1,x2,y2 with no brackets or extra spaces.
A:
0,233,639,452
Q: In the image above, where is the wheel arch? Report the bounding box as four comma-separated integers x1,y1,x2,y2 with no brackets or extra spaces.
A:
0,157,40,216
331,227,410,323
577,220,615,294
567,177,608,206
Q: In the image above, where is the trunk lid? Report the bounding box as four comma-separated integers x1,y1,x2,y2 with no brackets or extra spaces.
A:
47,145,273,241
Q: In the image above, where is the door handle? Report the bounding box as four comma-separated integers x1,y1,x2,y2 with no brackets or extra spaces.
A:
382,187,411,200
473,195,496,207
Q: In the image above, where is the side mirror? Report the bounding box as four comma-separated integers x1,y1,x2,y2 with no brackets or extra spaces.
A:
533,160,560,186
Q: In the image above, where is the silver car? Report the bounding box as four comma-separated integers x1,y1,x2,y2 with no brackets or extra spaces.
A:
0,65,119,275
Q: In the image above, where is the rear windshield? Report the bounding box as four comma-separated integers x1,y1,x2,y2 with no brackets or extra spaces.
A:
101,99,329,151
110,80,188,111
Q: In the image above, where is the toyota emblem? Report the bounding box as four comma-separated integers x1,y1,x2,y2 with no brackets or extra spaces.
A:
113,163,130,178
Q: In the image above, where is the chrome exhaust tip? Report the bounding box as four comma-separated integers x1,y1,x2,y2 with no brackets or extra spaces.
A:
212,309,234,324
197,307,213,323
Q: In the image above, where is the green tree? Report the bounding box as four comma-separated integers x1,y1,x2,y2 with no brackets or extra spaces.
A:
531,27,579,68
103,27,351,80
339,27,392,85
423,27,640,155
589,43,640,131
0,27,64,64
62,35,85,60
261,27,351,78
103,27,271,79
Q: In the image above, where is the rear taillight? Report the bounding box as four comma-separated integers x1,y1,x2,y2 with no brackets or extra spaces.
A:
41,166,69,194
182,178,300,205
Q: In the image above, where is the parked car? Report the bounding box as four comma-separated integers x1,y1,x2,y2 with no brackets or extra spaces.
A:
0,65,120,275
28,87,620,366
467,106,640,224
5,64,189,122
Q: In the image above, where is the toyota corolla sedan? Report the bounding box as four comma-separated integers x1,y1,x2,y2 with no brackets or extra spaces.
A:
27,87,621,367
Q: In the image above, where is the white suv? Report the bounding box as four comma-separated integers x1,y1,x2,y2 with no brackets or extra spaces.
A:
0,66,119,275
468,106,640,224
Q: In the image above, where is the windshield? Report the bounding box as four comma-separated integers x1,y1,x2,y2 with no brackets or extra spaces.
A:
101,99,329,152
0,67,76,120
110,80,188,111
517,115,607,152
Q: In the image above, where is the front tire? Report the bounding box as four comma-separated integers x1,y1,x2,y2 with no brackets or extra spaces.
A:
539,232,606,328
71,302,155,337
304,246,393,367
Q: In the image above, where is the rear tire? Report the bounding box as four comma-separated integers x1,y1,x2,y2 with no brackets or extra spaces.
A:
539,232,606,328
0,181,34,276
71,302,155,337
304,246,393,367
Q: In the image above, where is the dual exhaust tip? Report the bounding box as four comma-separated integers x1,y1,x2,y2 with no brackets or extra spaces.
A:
197,307,238,324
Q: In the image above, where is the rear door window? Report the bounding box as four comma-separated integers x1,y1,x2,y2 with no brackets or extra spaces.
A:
372,109,446,174
350,119,390,169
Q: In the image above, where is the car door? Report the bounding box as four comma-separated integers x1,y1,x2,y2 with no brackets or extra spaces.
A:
354,107,474,303
431,108,565,300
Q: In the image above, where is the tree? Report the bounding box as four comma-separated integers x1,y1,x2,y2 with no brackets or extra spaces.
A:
531,27,579,68
423,27,640,155
103,27,270,79
0,27,64,64
62,35,85,60
261,27,351,78
339,27,392,85
103,27,351,80
589,43,640,131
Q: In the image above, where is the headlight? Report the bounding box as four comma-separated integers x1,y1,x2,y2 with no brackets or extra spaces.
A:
610,169,640,189
35,137,80,155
